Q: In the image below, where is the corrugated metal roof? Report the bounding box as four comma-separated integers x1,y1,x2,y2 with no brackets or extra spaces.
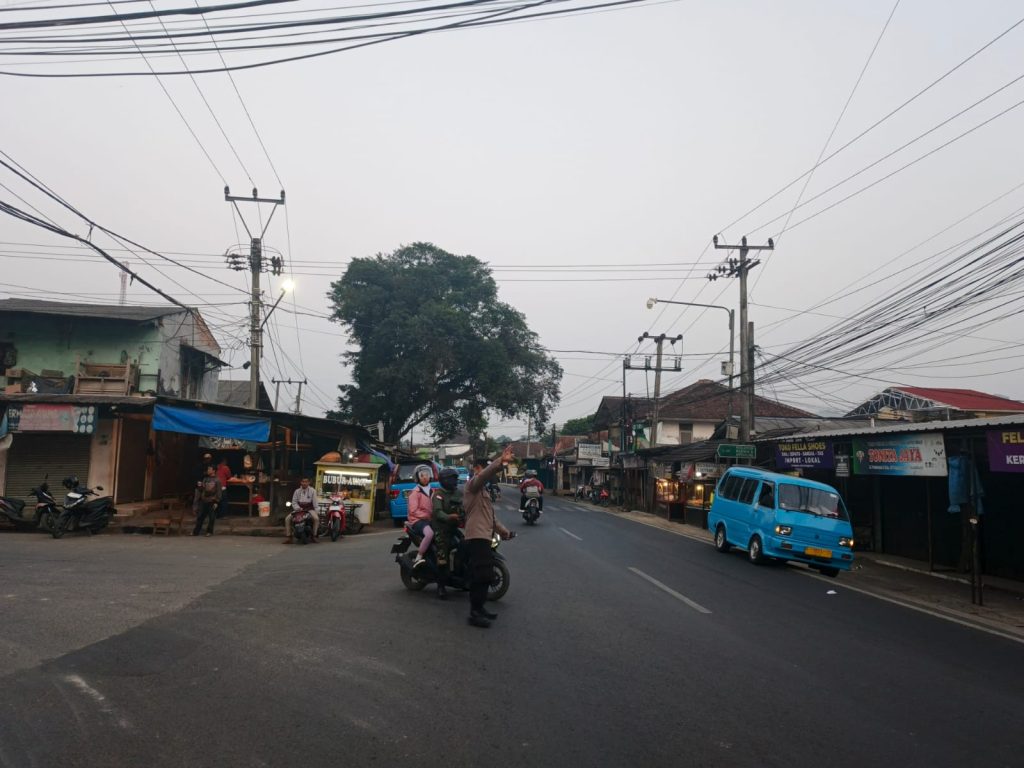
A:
0,393,156,406
757,413,1024,441
0,298,184,322
894,386,1024,412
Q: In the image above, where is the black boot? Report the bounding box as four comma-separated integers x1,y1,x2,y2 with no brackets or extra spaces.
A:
467,613,491,628
473,607,498,620
436,583,449,600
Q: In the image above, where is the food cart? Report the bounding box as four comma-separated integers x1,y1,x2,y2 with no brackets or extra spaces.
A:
314,460,379,525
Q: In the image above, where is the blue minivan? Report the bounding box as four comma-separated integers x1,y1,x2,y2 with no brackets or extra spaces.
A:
708,467,855,577
388,461,440,525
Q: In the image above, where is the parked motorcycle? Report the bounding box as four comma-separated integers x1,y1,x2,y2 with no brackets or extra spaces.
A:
522,496,542,525
0,494,35,530
29,481,61,532
52,477,115,538
487,483,501,503
316,493,363,540
391,524,512,601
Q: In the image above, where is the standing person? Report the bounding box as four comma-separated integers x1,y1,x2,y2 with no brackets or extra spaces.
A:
406,465,435,568
431,467,463,600
284,477,319,544
192,465,222,536
215,457,232,518
463,446,515,628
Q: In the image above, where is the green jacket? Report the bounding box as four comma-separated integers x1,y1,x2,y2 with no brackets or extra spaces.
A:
431,488,463,528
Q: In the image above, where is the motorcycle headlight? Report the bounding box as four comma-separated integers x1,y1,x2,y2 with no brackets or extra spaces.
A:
491,534,500,549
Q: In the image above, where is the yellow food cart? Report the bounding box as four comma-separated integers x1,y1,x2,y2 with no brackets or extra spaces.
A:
314,461,378,525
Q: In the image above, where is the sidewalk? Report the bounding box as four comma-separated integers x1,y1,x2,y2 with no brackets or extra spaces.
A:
591,503,1024,643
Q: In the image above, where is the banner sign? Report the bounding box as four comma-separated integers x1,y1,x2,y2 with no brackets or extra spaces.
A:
6,404,96,434
775,439,834,469
577,443,602,460
835,455,850,478
591,456,610,468
987,429,1024,473
853,434,947,477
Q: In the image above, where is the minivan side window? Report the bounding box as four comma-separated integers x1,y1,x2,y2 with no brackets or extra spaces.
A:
718,473,742,500
737,478,758,504
757,481,775,508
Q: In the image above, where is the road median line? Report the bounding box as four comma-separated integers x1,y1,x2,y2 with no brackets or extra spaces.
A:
628,567,712,614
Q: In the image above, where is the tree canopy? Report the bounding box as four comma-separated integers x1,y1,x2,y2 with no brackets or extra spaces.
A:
327,242,563,444
560,414,596,436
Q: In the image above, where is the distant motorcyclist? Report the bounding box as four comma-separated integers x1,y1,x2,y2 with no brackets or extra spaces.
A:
519,470,544,513
431,467,463,600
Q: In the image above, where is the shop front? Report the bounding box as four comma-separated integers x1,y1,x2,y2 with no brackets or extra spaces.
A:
314,460,379,525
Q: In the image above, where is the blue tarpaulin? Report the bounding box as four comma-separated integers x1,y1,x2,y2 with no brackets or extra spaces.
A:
153,404,270,442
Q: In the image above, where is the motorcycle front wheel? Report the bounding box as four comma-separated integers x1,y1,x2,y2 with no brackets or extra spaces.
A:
488,559,510,601
330,518,341,542
51,513,68,539
400,567,429,591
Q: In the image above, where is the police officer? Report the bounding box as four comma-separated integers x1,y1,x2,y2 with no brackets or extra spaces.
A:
431,467,463,600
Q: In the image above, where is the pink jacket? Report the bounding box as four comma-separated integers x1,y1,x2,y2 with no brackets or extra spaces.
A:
407,485,434,524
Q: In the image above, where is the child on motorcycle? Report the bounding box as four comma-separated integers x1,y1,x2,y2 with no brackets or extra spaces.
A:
407,465,435,568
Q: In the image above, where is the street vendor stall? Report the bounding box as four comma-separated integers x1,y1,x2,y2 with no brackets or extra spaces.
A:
314,460,379,525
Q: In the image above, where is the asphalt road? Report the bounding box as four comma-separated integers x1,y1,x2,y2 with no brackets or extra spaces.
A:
1,492,1022,768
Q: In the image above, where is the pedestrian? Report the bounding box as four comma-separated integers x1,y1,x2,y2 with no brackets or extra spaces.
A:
192,465,222,536
462,446,515,628
215,457,232,518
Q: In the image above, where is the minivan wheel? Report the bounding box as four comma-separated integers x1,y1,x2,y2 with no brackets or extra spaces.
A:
819,566,840,578
714,524,730,553
748,535,766,565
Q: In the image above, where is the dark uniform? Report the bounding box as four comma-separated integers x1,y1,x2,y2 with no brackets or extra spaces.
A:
431,486,462,598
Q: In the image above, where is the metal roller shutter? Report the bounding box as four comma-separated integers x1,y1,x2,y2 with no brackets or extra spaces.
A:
3,433,92,505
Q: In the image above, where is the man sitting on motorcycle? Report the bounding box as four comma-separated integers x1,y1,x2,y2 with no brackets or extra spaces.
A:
519,469,544,513
284,477,319,544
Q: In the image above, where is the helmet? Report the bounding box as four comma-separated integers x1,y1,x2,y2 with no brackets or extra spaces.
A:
414,464,433,484
438,467,459,491
525,469,538,479
62,476,79,490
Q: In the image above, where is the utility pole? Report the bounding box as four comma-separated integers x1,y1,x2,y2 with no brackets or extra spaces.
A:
709,235,774,442
271,377,304,412
526,414,532,459
628,333,682,448
224,186,286,410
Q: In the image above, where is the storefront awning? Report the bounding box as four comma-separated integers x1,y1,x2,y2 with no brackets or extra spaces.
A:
153,404,270,442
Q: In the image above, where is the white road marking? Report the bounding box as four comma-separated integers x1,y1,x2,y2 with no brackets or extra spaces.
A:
559,527,582,541
64,674,132,729
628,567,712,614
799,570,1024,646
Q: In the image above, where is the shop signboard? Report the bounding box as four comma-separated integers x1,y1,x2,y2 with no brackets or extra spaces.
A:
852,433,947,477
6,404,96,434
693,461,720,478
835,455,850,478
577,443,602,460
775,439,834,469
987,429,1024,473
591,456,610,468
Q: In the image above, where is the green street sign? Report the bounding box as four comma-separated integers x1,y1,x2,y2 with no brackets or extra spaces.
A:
717,443,756,459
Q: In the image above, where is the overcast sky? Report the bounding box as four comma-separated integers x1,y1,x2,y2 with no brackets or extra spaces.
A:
3,0,1024,439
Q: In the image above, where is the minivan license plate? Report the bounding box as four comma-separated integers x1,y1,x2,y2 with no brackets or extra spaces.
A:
805,546,832,558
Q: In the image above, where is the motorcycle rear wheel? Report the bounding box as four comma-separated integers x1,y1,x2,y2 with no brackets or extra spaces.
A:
330,518,341,542
51,514,68,539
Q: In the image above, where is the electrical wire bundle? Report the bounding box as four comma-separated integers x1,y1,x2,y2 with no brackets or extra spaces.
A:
0,0,668,77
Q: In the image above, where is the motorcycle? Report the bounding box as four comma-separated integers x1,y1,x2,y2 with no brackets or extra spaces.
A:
287,501,317,545
316,494,364,540
52,478,115,538
0,494,35,531
522,496,541,525
391,524,512,601
574,485,589,501
487,483,501,503
589,487,610,507
28,481,61,533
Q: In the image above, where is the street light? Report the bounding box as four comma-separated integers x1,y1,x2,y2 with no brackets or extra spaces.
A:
260,279,295,331
646,297,736,391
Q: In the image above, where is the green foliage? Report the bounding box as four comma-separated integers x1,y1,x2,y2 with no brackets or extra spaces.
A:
560,414,596,436
327,242,562,444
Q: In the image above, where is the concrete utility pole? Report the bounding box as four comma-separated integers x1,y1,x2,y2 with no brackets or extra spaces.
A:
224,187,286,410
272,378,306,413
629,333,682,448
709,235,774,442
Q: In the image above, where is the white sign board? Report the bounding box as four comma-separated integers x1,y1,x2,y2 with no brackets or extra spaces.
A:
592,456,610,468
578,443,602,460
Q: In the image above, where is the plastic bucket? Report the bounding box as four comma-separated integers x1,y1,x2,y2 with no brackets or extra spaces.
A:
257,501,270,517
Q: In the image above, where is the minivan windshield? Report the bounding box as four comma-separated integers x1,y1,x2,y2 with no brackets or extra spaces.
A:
778,484,849,520
394,463,424,483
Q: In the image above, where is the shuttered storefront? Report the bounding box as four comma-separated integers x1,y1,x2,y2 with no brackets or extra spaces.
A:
3,433,92,505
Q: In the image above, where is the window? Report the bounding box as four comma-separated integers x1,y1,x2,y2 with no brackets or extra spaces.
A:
718,473,742,500
738,478,758,504
778,484,849,520
757,481,775,508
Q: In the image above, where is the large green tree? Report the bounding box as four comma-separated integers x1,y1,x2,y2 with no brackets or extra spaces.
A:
561,414,596,436
328,242,562,444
